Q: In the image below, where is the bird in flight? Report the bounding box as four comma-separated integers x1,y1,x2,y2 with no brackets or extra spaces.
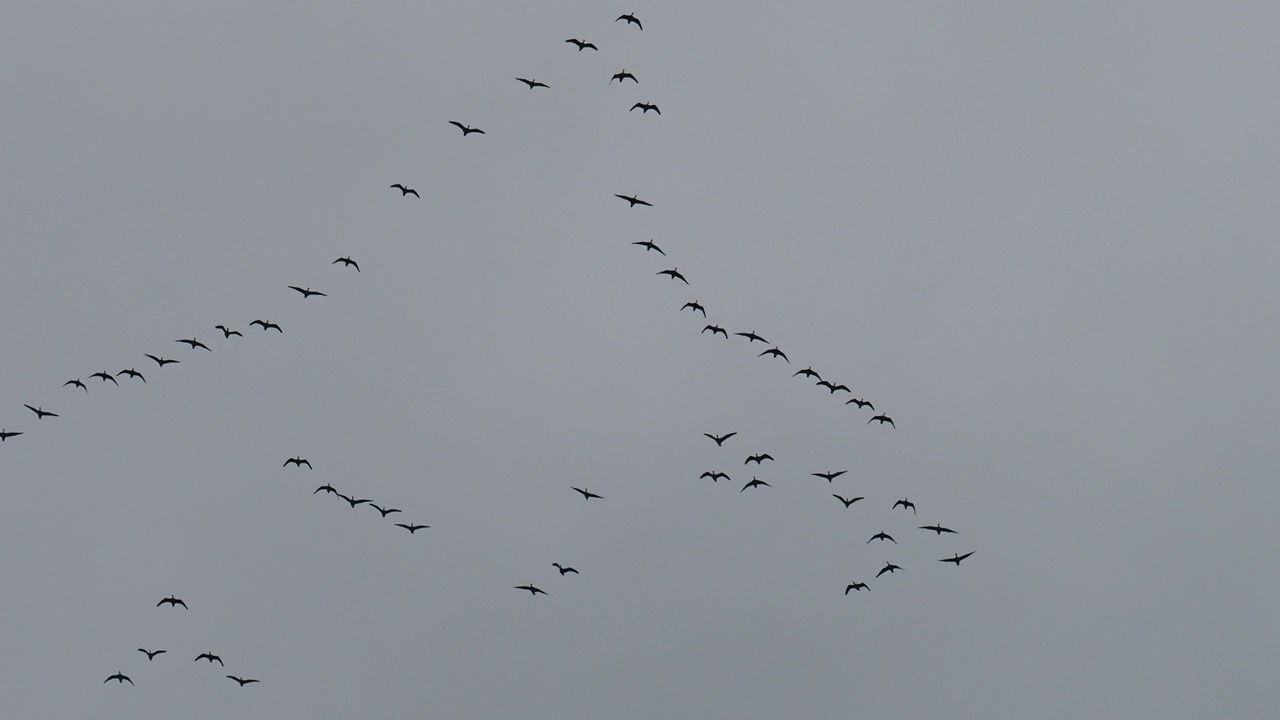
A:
681,301,706,317
104,672,134,685
657,268,689,284
893,498,916,514
369,503,401,517
817,380,850,394
940,551,975,565
144,354,179,367
572,487,603,500
616,193,652,207
735,330,767,344
24,405,58,420
552,563,578,575
390,183,419,197
699,471,730,482
195,652,224,666
516,77,549,89
250,319,282,332
227,676,259,686
395,523,429,534
744,453,774,465
632,239,665,255
177,338,211,351
741,477,771,492
449,121,485,135
215,325,242,338
844,582,869,594
314,484,337,495
868,414,895,427
702,324,728,337
515,583,547,595
793,367,820,380
157,595,188,609
0,429,24,441
565,38,598,51
337,493,370,509
833,494,864,508
283,457,312,469
616,12,642,29
704,432,737,446
919,524,957,535
812,470,847,482
138,648,166,660
288,286,327,298
333,256,360,271
876,562,902,577
610,69,638,84
91,371,120,385
117,368,145,383
846,398,874,410
867,531,896,544
64,378,88,392
758,347,789,363
630,102,660,114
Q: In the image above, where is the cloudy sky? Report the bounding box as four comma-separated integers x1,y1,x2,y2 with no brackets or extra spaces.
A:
2,2,1278,717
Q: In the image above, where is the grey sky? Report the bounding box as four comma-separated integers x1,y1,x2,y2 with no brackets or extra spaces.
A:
2,2,1278,718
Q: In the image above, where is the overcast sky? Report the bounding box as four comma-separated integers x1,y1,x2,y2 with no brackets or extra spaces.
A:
2,2,1278,718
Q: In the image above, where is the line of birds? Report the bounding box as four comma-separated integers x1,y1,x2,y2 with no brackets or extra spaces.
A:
103,596,258,687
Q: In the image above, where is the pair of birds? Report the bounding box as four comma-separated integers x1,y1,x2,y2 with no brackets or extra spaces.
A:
515,563,580,596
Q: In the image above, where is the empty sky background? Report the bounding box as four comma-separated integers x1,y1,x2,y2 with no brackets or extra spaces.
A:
2,2,1278,718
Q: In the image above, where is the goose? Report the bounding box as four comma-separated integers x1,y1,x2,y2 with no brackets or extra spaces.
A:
940,552,975,565
552,563,578,575
615,193,652,207
515,583,547,595
572,487,603,500
758,347,789,363
610,69,639,84
287,286,327,298
657,268,688,284
565,38,598,51
449,121,485,135
893,498,916,514
615,13,642,29
734,330,767,344
681,301,706,317
156,595,188,609
868,414,895,427
214,325,243,338
137,648,166,660
833,494,864,508
250,319,282,332
64,378,88,392
117,368,145,383
844,582,869,594
227,676,259,686
24,405,58,419
390,184,419,197
144,354,179,366
867,531,896,544
876,562,902,577
702,325,728,337
395,523,429,534
703,432,737,446
744,453,774,465
195,652,224,666
176,338,211,351
333,256,360,271
90,371,120,384
0,429,22,441
630,102,660,114
812,470,847,482
283,457,312,469
516,77,549,89
741,477,771,492
631,239,665,255
846,398,874,410
104,671,134,685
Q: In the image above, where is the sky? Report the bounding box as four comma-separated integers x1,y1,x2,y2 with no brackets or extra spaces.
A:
2,2,1279,718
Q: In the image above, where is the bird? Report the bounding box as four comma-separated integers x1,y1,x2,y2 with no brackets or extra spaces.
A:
64,378,88,392
390,183,419,197
793,367,820,380
250,319,282,332
515,583,547,595
104,672,134,685
876,562,902,577
565,38,598,51
90,371,120,385
156,595,187,609
395,523,429,534
333,256,360,271
176,338,211,351
919,524,957,535
735,330,767,344
744,453,774,465
699,471,730,482
845,398,873,410
138,648,166,660
283,457,312,469
195,652,224,666
552,563,578,575
812,471,847,482
572,487,603,500
702,325,728,337
704,432,737,446
844,582,869,594
144,354,179,366
314,484,337,495
616,12,642,29
215,325,243,338
369,503,401,517
630,102,660,114
610,69,638,84
817,380,850,394
24,405,58,419
867,531,896,544
516,77,549,89
833,494,864,508
0,430,23,441
337,493,370,509
681,301,706,317
657,268,689,284
615,193,652,207
227,676,259,686
117,368,145,383
631,239,665,255
868,414,895,427
758,347,789,363
741,477,771,492
893,498,916,514
288,286,327,298
449,121,485,135
940,551,975,565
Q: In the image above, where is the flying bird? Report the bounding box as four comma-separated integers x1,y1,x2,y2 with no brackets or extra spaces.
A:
867,531,896,544
876,562,902,577
515,584,547,595
793,367,820,380
681,301,706,317
744,453,774,465
610,69,638,84
758,347,789,363
704,432,737,446
369,503,401,517
314,484,337,495
741,477,771,492
844,582,869,594
735,330,767,344
833,494,864,508
572,487,603,500
283,457,312,469
615,193,652,207
817,380,850,394
919,524,957,535
0,429,23,441
215,325,242,338
176,338,211,351
104,672,134,685
616,12,643,29
117,368,145,383
565,38,598,51
702,325,728,337
631,239,665,255
657,268,689,284
940,551,975,565
812,471,847,482
250,319,282,332
699,471,731,482
868,414,895,427
195,652,224,666
516,77,549,89
156,595,188,609
288,286,327,298
893,498,916,514
24,405,58,419
846,398,874,410
449,121,485,135
337,493,370,509
91,371,120,384
64,379,88,392
144,354,179,367
137,648,166,660
395,523,429,534
333,256,360,271
630,102,660,114
552,563,578,575
390,184,419,197
227,676,259,686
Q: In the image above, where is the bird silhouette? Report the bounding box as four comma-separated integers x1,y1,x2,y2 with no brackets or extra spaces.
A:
552,563,579,575
817,380,850,394
631,239,665,255
145,354,179,367
395,523,429,534
195,652,223,666
812,471,847,482
919,524,957,535
616,193,652,207
314,484,337,495
744,453,774,465
90,371,120,385
844,582,869,594
793,367,820,380
333,256,360,271
867,531,896,544
657,268,689,284
572,487,603,500
449,121,485,135
117,368,145,383
157,595,187,609
699,471,731,482
704,432,737,446
741,477,771,492
283,457,312,469
516,77,549,89
565,38,598,51
515,583,547,595
176,338,211,351
702,325,728,337
250,319,282,332
288,286,327,298
104,672,134,685
337,493,370,509
64,378,88,392
616,12,642,29
630,102,660,114
369,503,401,517
868,414,895,427
876,562,902,577
681,301,706,317
215,325,243,338
893,498,916,514
227,676,259,686
610,69,638,84
846,398,874,410
940,551,975,565
138,648,166,660
833,494,864,508
735,330,767,344
0,429,23,441
390,183,419,197
24,405,58,419
758,347,789,363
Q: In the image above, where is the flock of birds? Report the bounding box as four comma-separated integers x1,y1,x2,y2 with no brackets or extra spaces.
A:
3,9,976,695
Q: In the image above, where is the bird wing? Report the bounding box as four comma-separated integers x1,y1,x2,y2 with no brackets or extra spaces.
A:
449,121,466,131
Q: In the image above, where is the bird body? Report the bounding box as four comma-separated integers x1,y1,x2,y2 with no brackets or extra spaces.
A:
449,121,485,135
572,487,603,500
817,380,850,394
699,471,730,482
250,319,282,332
390,184,419,197
704,432,737,446
632,240,665,255
847,398,874,410
630,102,660,114
616,193,652,207
744,453,774,465
337,493,370,508
288,286,327,298
370,503,401,517
24,405,58,419
516,77,549,89
741,477,771,492
333,256,360,271
314,484,337,495
681,301,706,317
138,648,166,660
793,367,820,380
91,371,120,384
